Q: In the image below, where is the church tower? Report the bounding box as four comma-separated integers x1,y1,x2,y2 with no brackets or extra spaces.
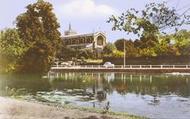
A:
64,23,77,36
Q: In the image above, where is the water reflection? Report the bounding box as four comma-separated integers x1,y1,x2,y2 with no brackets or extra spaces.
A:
0,72,190,118
1,73,190,99
47,72,190,97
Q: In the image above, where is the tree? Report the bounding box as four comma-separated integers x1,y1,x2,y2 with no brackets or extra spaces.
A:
103,43,117,56
112,50,124,58
114,39,125,51
0,28,26,73
154,35,170,56
139,48,157,57
125,40,139,57
16,0,61,73
159,30,190,56
78,49,95,59
57,47,75,60
174,30,190,45
114,39,139,57
108,2,190,49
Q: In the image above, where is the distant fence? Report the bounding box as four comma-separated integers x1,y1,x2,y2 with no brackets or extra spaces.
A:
51,65,190,69
50,64,190,73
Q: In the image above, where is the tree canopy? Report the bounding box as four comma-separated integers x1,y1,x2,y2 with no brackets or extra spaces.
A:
108,2,190,49
16,0,61,73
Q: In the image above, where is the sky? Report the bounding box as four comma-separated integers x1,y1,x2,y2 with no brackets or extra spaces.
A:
0,0,190,42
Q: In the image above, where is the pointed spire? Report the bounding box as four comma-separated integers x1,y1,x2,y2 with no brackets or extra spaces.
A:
64,23,77,35
69,23,72,31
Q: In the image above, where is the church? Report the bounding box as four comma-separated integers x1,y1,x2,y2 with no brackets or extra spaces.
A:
62,24,107,57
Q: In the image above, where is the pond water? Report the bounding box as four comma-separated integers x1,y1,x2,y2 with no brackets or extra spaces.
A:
0,72,190,118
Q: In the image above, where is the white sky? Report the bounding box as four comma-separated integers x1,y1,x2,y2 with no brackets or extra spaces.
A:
0,0,190,42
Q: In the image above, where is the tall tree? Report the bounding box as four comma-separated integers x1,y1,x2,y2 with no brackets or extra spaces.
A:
16,0,61,73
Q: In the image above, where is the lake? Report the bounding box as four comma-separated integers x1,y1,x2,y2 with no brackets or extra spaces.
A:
0,72,190,118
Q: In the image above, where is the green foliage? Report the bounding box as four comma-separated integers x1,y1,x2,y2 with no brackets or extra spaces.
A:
180,45,190,56
154,37,170,56
108,2,190,58
125,40,139,57
108,2,190,50
103,43,117,55
112,50,124,58
57,47,96,60
139,48,157,57
155,30,190,56
108,2,189,35
103,42,126,58
78,49,95,59
108,29,190,59
0,28,26,73
57,47,76,60
173,30,190,55
114,39,125,51
20,39,56,72
16,0,61,73
114,39,139,57
109,29,190,58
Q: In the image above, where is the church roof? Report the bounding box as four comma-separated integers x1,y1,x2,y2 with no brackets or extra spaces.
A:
62,32,105,39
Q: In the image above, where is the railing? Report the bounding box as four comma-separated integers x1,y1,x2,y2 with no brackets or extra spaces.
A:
51,65,190,70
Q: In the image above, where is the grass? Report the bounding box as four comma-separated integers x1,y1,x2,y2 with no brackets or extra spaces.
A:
9,95,146,119
51,103,146,119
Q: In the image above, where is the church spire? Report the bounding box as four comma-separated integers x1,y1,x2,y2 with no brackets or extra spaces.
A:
64,23,77,36
69,23,72,31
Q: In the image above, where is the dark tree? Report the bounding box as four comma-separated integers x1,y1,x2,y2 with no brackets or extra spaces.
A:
114,39,139,57
114,39,125,51
16,0,61,73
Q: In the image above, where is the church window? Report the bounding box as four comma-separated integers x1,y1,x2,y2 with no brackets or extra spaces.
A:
97,36,104,45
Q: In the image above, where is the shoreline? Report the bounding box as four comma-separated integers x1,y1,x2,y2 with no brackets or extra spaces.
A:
0,97,142,119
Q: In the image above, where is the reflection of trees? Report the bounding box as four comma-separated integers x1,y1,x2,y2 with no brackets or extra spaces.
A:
50,75,95,90
49,72,190,97
108,74,190,97
109,78,128,95
1,73,190,98
0,74,51,95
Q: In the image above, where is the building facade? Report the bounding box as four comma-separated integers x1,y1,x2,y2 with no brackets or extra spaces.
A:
62,24,107,57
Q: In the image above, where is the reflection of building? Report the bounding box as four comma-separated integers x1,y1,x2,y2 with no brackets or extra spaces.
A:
104,73,115,83
62,24,107,56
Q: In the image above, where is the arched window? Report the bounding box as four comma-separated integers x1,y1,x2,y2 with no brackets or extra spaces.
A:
97,36,104,46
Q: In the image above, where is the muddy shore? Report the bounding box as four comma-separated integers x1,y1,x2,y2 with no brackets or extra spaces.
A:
0,97,141,119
